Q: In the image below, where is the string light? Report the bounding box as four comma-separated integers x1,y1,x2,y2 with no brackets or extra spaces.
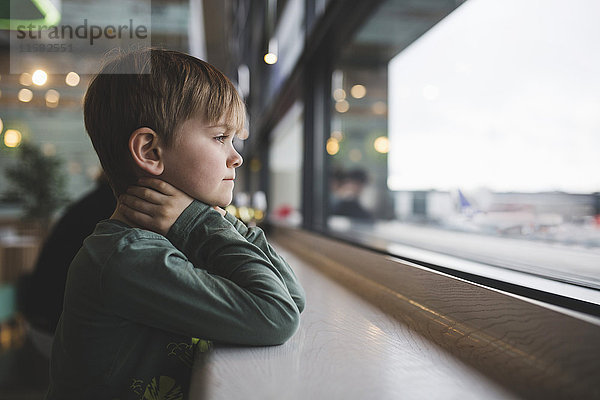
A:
18,88,33,102
45,89,60,108
65,72,80,86
32,69,48,86
4,129,22,148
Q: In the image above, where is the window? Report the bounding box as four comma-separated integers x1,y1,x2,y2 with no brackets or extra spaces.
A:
269,102,304,226
326,0,600,298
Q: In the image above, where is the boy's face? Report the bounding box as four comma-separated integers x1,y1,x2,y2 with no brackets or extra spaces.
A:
160,116,243,207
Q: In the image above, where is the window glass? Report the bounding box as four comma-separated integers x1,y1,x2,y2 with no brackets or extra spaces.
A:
264,0,305,102
269,101,304,226
327,0,600,291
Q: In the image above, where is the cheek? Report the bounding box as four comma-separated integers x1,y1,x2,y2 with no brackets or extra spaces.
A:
186,160,220,189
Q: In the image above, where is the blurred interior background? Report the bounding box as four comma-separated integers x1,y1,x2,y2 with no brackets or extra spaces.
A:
0,0,599,397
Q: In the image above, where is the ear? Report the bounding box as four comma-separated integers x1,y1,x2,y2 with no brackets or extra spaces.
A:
129,127,165,176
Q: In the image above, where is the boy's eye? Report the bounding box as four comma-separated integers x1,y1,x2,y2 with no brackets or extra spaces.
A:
215,135,229,143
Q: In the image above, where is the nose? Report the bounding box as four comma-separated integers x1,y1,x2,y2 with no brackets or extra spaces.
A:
228,146,243,168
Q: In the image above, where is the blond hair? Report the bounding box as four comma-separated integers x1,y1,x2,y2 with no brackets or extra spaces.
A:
84,48,247,196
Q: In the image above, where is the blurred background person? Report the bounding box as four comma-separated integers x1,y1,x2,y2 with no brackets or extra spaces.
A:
17,173,115,357
330,168,374,222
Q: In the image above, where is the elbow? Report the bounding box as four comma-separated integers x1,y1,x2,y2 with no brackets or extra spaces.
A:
261,303,301,346
294,290,307,314
278,306,301,344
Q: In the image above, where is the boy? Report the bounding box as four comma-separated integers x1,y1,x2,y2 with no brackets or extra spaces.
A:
46,48,306,399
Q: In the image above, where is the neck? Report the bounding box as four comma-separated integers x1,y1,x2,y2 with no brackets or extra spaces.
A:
110,204,135,227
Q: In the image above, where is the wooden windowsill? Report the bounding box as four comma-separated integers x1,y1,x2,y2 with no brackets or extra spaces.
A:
189,227,600,399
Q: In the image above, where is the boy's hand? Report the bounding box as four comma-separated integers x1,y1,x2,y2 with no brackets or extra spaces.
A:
118,177,193,236
213,206,227,217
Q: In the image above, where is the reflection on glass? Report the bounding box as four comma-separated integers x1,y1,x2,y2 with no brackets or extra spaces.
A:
327,0,600,288
269,102,304,226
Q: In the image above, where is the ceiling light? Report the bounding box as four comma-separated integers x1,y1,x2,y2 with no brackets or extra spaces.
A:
350,85,366,99
264,53,277,64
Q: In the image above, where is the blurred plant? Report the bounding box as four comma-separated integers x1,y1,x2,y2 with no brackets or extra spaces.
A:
3,141,69,224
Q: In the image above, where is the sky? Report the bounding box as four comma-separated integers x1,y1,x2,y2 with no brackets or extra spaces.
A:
387,0,600,193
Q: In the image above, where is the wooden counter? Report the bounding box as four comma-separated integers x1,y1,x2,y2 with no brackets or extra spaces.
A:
188,237,520,400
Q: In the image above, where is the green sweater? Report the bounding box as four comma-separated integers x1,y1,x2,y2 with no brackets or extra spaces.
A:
46,200,305,399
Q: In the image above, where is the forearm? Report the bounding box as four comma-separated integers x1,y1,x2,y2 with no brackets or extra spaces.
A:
224,212,306,313
164,201,302,340
168,202,282,280
113,184,301,344
104,231,299,345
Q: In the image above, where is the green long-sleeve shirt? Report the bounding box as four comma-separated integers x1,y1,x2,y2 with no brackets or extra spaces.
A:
46,200,305,399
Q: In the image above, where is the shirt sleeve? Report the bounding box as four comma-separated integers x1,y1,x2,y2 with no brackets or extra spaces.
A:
100,201,300,346
224,212,306,313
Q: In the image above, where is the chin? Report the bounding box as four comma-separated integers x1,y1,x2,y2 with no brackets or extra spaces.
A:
196,191,232,208
216,196,233,208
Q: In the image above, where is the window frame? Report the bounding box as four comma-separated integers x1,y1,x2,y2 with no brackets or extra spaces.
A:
245,0,600,316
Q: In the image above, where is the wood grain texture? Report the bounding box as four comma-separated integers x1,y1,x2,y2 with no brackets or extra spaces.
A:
188,238,520,400
268,228,600,399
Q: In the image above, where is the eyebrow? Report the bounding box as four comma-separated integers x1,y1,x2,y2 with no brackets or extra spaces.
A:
206,124,235,131
205,122,246,139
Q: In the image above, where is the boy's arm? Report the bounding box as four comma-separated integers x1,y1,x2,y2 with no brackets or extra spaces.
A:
102,225,299,346
111,178,300,345
223,211,305,313
119,179,304,312
104,214,298,345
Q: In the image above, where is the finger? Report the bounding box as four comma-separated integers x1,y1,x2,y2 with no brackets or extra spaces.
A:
137,177,178,196
119,202,157,228
126,186,166,205
213,206,226,217
120,193,159,216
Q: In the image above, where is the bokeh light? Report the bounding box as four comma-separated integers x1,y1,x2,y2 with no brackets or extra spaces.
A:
372,101,387,115
331,130,344,141
373,136,390,154
264,53,278,64
45,89,60,108
326,138,340,155
65,71,80,86
18,88,33,102
4,129,22,148
333,88,346,101
350,84,367,99
19,73,32,86
32,69,48,86
335,100,350,113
